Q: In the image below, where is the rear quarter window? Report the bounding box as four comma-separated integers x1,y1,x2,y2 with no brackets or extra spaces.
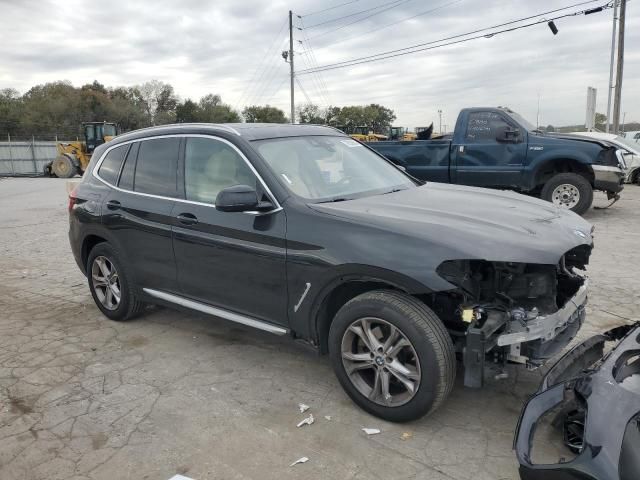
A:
133,138,180,197
97,145,128,185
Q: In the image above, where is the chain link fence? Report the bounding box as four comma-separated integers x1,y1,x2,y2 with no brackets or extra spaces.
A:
0,135,76,176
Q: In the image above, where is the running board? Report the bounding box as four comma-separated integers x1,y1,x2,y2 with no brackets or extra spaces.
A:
142,288,289,336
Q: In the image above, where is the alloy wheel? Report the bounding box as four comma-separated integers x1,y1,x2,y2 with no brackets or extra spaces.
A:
91,256,121,310
341,317,421,407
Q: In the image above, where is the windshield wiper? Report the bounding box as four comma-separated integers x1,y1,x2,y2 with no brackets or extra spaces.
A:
381,188,406,195
317,197,353,203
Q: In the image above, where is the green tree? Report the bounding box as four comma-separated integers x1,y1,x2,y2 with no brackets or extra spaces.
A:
242,105,287,123
594,112,607,130
0,88,22,137
197,94,241,122
297,103,326,124
176,99,200,123
137,80,178,125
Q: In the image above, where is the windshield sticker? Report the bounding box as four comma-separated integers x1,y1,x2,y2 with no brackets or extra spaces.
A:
340,139,361,147
281,173,293,185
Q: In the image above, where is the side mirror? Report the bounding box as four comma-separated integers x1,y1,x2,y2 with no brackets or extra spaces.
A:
215,185,265,212
496,126,520,143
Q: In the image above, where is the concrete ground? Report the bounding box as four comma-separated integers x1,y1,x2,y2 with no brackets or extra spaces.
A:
0,177,638,480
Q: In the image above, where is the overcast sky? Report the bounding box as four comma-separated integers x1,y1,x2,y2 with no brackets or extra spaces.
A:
1,0,637,129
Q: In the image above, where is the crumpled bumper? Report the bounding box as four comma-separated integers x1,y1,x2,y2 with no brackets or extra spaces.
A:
514,322,640,480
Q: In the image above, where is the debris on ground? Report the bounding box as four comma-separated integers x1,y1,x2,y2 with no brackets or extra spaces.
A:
324,415,331,421
297,414,314,427
401,431,413,441
289,456,309,467
298,403,310,413
362,428,381,435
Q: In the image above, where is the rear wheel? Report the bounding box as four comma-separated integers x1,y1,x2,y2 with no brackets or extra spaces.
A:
540,173,593,215
87,243,144,321
51,155,77,178
328,290,455,422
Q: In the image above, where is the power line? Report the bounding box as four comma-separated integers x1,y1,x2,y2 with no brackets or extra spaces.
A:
235,19,288,109
304,0,407,29
298,1,609,75
301,0,361,17
316,0,464,49
295,77,314,105
297,17,333,106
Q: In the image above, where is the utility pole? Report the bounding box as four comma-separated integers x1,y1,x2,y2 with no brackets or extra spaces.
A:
438,109,442,134
289,10,295,124
612,0,626,134
605,0,619,133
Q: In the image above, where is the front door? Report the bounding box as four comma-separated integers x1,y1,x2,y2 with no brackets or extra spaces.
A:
171,136,288,326
452,111,526,188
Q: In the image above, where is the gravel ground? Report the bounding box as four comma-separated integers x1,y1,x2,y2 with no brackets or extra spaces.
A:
1,177,638,480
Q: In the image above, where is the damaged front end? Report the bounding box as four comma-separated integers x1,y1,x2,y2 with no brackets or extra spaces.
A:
435,245,591,388
514,322,640,480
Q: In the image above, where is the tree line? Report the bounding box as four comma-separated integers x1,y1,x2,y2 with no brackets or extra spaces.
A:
0,80,396,140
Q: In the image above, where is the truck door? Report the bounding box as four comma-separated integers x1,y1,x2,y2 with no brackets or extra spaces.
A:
452,111,526,188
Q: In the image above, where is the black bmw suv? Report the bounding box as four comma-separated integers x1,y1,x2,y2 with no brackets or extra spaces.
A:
69,123,593,421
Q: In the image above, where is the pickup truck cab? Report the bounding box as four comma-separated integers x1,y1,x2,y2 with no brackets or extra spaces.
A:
368,107,626,214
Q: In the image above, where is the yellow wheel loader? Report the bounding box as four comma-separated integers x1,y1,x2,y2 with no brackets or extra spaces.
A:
349,126,388,142
388,126,417,141
46,122,119,178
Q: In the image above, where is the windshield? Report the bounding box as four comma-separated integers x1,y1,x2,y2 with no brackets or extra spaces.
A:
104,124,117,137
505,111,536,132
254,136,415,201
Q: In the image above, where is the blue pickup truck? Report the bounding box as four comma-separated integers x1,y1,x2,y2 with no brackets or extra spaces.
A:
368,107,625,214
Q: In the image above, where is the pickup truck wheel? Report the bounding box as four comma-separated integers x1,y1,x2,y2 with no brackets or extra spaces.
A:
87,243,145,321
541,173,593,215
328,290,455,422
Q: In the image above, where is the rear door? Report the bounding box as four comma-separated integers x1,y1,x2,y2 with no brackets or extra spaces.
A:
372,141,451,183
171,135,288,326
100,137,180,293
452,111,527,188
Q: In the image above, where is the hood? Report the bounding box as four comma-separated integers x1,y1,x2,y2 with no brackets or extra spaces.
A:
543,132,612,148
310,183,593,265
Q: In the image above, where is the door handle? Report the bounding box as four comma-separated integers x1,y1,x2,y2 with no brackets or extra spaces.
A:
458,145,465,154
106,200,121,210
176,213,198,225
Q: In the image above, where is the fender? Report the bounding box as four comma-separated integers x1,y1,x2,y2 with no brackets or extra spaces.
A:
302,264,434,350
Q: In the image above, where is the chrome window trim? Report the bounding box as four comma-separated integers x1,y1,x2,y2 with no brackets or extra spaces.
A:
142,288,288,335
92,133,282,214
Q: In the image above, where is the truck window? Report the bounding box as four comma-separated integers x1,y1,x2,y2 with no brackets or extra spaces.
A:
465,112,513,143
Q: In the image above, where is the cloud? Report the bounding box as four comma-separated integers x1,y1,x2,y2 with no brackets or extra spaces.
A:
0,0,637,128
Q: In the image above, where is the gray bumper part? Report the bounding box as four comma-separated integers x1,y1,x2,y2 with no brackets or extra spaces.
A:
592,165,625,193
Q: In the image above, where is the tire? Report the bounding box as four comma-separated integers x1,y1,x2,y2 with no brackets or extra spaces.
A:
540,173,593,215
328,290,456,422
87,243,145,321
51,155,77,178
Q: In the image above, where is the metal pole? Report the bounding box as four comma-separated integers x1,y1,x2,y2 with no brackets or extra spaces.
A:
605,1,619,133
31,135,38,174
8,133,15,176
289,10,295,124
612,0,626,134
438,109,442,134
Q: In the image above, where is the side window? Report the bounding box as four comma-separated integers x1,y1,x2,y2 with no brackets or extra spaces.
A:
118,142,139,190
134,138,180,197
465,112,512,143
184,137,257,204
97,145,128,185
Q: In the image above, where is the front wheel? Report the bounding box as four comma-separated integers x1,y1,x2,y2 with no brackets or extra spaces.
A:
51,155,77,178
540,173,593,215
328,290,456,422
